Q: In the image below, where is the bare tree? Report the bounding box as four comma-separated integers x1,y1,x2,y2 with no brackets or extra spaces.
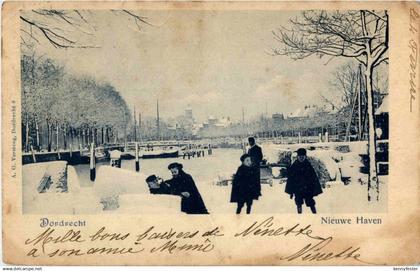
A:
331,62,359,108
273,10,388,201
20,9,152,49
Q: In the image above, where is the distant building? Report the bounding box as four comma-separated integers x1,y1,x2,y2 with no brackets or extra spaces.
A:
185,105,193,120
198,116,233,137
272,113,285,128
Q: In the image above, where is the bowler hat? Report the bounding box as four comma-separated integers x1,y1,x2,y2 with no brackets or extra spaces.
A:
296,148,307,156
146,175,157,183
168,162,183,170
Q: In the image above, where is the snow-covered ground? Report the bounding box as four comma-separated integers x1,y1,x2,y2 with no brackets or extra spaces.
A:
23,144,387,214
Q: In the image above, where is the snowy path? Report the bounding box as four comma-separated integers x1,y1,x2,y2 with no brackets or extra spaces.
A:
197,177,387,214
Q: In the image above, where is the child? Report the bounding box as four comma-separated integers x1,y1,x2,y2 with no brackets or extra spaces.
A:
230,154,261,214
285,148,322,214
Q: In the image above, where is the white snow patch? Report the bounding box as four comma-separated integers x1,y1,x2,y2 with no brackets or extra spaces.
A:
94,166,181,213
23,161,101,214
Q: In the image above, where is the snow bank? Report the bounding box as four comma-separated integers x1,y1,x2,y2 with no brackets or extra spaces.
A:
260,141,369,185
94,166,149,198
117,194,182,214
94,166,181,213
309,150,342,184
23,161,101,214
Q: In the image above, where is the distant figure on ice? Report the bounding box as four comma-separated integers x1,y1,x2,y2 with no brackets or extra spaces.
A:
230,154,261,214
146,163,208,214
247,136,263,199
247,137,263,167
285,148,322,214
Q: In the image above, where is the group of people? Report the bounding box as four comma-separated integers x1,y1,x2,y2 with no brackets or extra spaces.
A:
146,137,323,215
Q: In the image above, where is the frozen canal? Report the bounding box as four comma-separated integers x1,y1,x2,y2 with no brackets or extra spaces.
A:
24,145,387,214
74,148,244,188
72,147,387,214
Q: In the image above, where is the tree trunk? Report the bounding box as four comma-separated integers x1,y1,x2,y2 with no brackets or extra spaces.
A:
101,127,104,145
47,122,52,152
56,122,59,151
365,63,379,201
35,119,40,151
94,128,97,146
76,129,80,147
63,125,67,150
25,119,29,152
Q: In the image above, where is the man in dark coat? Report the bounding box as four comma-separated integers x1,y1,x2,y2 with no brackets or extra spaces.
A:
230,154,261,214
285,148,322,214
247,137,262,199
247,137,263,166
147,163,208,214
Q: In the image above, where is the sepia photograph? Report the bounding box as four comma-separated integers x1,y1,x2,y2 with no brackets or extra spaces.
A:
2,1,419,267
19,9,389,215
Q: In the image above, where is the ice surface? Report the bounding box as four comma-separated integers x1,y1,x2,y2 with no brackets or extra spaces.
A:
23,144,386,214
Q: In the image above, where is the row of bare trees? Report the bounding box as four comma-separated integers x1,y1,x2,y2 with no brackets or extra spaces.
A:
274,10,389,201
21,54,132,152
322,61,388,141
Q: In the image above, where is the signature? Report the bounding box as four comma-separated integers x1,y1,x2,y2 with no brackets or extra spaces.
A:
235,217,378,264
409,8,418,112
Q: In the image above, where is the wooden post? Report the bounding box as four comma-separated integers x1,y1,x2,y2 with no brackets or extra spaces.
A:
30,145,36,163
135,142,140,172
318,133,322,143
69,144,73,158
90,143,96,181
325,131,329,143
298,132,302,144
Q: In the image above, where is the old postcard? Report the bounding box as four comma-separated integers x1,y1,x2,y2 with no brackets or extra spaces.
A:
1,0,419,266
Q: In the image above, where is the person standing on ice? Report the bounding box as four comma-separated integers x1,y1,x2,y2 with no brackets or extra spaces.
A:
149,162,209,214
285,148,322,214
230,154,261,214
247,137,263,167
247,137,263,198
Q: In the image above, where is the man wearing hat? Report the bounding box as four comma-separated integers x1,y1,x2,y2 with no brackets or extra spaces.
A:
247,137,263,199
156,162,209,214
230,153,261,214
285,148,322,214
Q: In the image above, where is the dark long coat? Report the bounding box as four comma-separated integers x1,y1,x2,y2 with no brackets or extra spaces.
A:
152,171,209,214
248,145,263,166
285,159,323,197
230,165,261,203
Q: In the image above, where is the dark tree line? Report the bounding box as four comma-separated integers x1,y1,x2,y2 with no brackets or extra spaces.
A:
21,54,132,152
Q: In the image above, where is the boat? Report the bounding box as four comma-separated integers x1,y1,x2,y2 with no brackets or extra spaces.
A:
141,148,179,159
121,147,180,159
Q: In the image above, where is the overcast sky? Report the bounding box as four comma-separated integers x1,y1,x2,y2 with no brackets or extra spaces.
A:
30,10,348,122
